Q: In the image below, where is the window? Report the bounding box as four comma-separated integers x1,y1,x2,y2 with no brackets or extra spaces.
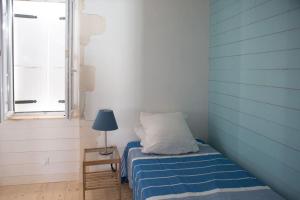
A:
0,0,76,121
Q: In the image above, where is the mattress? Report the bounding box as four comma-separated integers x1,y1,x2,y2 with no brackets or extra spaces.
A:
121,140,284,200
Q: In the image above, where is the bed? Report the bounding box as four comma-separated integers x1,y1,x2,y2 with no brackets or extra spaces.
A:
121,139,284,200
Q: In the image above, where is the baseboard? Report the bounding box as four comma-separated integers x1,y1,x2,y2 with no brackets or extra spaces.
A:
0,172,79,186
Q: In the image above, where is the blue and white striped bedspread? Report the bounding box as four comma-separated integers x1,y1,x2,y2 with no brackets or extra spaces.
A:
121,140,283,200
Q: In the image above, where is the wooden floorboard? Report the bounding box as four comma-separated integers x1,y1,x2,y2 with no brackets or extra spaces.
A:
0,181,132,200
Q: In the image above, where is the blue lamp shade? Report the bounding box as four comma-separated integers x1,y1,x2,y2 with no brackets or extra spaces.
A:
92,109,118,131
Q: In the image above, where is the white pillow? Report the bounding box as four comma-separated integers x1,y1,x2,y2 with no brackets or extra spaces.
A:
140,112,199,155
134,125,145,146
137,112,187,146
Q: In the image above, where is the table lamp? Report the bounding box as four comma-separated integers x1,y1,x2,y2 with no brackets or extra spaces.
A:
92,109,118,155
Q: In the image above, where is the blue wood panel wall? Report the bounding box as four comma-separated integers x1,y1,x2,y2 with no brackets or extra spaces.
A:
208,0,300,199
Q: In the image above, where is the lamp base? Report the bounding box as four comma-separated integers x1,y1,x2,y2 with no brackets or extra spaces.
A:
99,148,113,155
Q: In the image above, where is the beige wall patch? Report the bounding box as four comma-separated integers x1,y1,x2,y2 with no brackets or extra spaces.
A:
80,9,105,92
80,14,105,46
80,65,96,92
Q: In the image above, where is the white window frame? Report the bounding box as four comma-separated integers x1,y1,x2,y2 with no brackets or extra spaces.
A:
0,0,14,122
0,0,76,122
65,0,75,119
0,1,3,122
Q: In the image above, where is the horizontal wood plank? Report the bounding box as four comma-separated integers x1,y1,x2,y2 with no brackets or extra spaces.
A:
0,150,79,165
0,162,80,177
0,139,79,153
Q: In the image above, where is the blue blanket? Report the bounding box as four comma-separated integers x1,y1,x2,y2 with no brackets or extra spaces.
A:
121,140,283,200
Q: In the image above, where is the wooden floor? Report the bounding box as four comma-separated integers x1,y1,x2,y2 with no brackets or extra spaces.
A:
0,181,132,200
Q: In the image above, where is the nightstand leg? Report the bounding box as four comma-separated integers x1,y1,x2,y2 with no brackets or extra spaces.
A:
119,163,121,200
83,165,86,200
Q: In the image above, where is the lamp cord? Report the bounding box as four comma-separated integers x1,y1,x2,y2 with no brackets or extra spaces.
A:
110,164,117,172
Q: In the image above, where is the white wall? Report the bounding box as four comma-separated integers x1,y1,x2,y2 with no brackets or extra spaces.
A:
81,0,209,153
0,119,80,185
0,0,209,186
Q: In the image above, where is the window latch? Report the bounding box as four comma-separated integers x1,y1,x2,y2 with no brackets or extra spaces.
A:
15,100,37,104
14,14,37,19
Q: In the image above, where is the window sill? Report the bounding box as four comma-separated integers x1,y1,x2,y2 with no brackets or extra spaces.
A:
7,112,65,120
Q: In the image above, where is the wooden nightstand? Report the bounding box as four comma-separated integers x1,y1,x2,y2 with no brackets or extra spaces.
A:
83,146,121,200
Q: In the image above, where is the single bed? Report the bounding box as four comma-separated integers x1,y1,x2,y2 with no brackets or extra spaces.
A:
121,139,284,200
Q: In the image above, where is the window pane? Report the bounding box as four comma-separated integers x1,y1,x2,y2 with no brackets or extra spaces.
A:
13,1,65,112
